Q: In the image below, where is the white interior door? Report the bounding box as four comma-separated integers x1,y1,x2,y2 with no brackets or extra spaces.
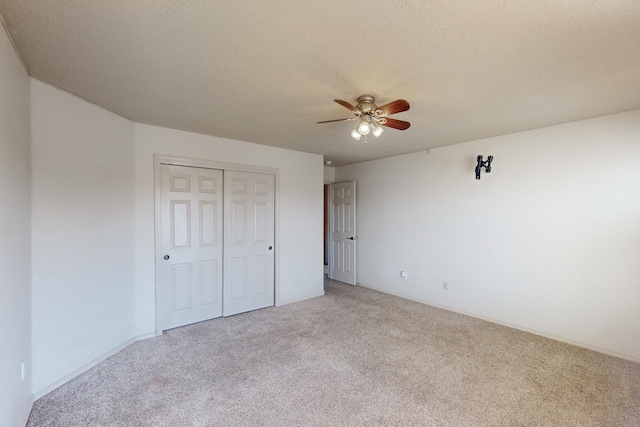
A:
159,165,224,330
223,171,275,316
329,181,356,285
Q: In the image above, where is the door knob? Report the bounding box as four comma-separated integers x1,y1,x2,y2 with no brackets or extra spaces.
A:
164,255,170,260
268,246,273,250
347,236,358,240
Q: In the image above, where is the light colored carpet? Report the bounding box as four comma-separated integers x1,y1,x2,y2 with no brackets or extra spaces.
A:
27,279,640,426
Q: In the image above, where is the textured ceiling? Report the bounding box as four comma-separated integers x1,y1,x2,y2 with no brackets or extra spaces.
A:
1,1,639,166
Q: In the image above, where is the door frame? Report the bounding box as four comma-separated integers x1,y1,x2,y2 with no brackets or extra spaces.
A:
153,154,280,335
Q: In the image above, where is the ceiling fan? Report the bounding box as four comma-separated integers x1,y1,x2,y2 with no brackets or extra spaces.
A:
318,95,410,141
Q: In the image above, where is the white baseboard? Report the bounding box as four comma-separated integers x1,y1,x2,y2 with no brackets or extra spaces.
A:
20,394,34,427
32,333,156,401
277,290,325,306
136,331,159,341
356,282,640,365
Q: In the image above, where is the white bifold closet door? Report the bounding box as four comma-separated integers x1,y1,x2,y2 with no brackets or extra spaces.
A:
159,165,275,331
160,165,224,330
223,171,275,317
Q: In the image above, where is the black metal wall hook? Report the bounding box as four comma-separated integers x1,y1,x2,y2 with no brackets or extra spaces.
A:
475,155,493,180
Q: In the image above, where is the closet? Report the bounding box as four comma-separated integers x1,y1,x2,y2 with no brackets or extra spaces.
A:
156,162,275,331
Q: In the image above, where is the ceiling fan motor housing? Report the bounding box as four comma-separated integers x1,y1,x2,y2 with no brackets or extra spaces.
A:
356,95,377,115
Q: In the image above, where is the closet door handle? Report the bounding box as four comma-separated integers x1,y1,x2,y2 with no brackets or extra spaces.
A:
164,255,170,260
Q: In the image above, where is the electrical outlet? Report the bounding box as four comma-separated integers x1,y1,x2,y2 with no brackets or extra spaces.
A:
303,273,309,281
400,271,407,280
443,281,449,290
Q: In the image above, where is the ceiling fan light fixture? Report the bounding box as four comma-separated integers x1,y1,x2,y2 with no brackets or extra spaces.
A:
370,120,384,138
350,128,362,140
357,119,371,135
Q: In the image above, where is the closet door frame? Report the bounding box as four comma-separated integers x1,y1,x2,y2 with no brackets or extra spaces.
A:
153,154,280,335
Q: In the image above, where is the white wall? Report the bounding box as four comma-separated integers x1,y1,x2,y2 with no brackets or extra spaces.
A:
31,80,136,393
324,165,335,184
0,24,32,427
336,110,640,362
133,124,325,335
27,82,324,397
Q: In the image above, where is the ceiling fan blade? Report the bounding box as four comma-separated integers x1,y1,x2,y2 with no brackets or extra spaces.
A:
334,99,358,112
380,117,411,130
375,99,410,116
317,117,358,124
